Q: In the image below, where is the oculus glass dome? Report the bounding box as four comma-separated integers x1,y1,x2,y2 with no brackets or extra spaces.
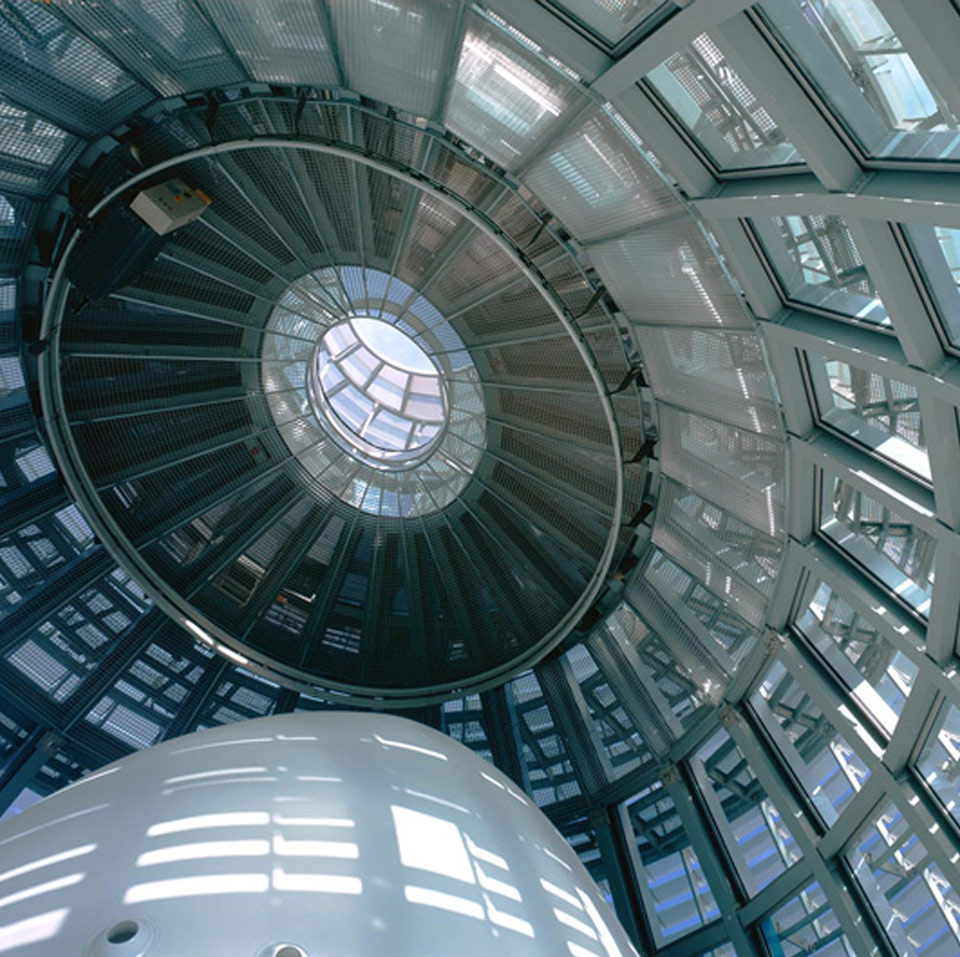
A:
1,1,960,956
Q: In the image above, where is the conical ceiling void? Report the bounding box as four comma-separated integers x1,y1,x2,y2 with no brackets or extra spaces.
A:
39,98,648,704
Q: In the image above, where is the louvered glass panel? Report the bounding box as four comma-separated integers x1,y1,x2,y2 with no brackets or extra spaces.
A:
820,472,935,619
796,579,917,737
197,0,340,86
807,355,929,482
507,670,581,806
647,33,803,171
329,0,455,118
695,729,802,895
444,12,584,169
750,658,871,826
847,800,960,957
750,214,889,326
759,882,851,957
523,105,680,242
761,0,960,162
624,783,720,945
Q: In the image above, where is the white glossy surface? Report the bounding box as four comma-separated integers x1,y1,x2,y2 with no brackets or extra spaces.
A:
0,713,637,957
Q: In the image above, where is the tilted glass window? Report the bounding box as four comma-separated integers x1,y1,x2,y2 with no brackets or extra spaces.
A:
819,472,936,619
761,0,960,162
694,729,802,895
795,580,918,736
916,701,960,831
846,800,960,957
624,783,720,945
904,224,960,349
750,658,871,826
646,33,803,171
806,355,930,482
750,215,889,326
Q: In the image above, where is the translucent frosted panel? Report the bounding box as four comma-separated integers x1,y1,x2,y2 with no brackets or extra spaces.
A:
796,581,917,736
905,224,960,349
56,0,243,97
647,33,802,171
659,406,785,538
0,1,149,135
0,97,77,196
820,473,935,618
751,659,870,826
762,0,960,161
751,215,889,326
760,883,851,957
635,326,779,434
197,0,340,86
524,105,680,242
808,356,930,481
625,785,719,944
847,801,960,957
445,14,583,169
329,0,455,118
591,219,751,330
917,702,960,829
653,479,779,629
549,0,670,45
695,730,801,895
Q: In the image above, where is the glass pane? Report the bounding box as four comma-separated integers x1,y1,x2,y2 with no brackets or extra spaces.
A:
695,729,802,894
916,701,960,829
647,33,803,170
750,215,889,326
624,784,720,945
761,882,853,957
847,800,960,957
796,580,918,736
750,659,870,826
820,472,936,618
807,355,930,481
905,224,960,349
762,0,960,161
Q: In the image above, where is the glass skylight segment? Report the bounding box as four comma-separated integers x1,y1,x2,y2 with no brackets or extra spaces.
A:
820,473,936,618
646,33,803,171
916,702,960,830
445,15,582,169
695,729,802,895
0,97,75,195
759,883,851,957
904,225,960,349
762,0,960,161
750,659,870,826
807,356,930,482
846,801,960,957
796,581,917,736
547,0,671,45
750,215,889,326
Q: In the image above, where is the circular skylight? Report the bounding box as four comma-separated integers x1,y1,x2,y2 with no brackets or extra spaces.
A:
310,316,448,468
